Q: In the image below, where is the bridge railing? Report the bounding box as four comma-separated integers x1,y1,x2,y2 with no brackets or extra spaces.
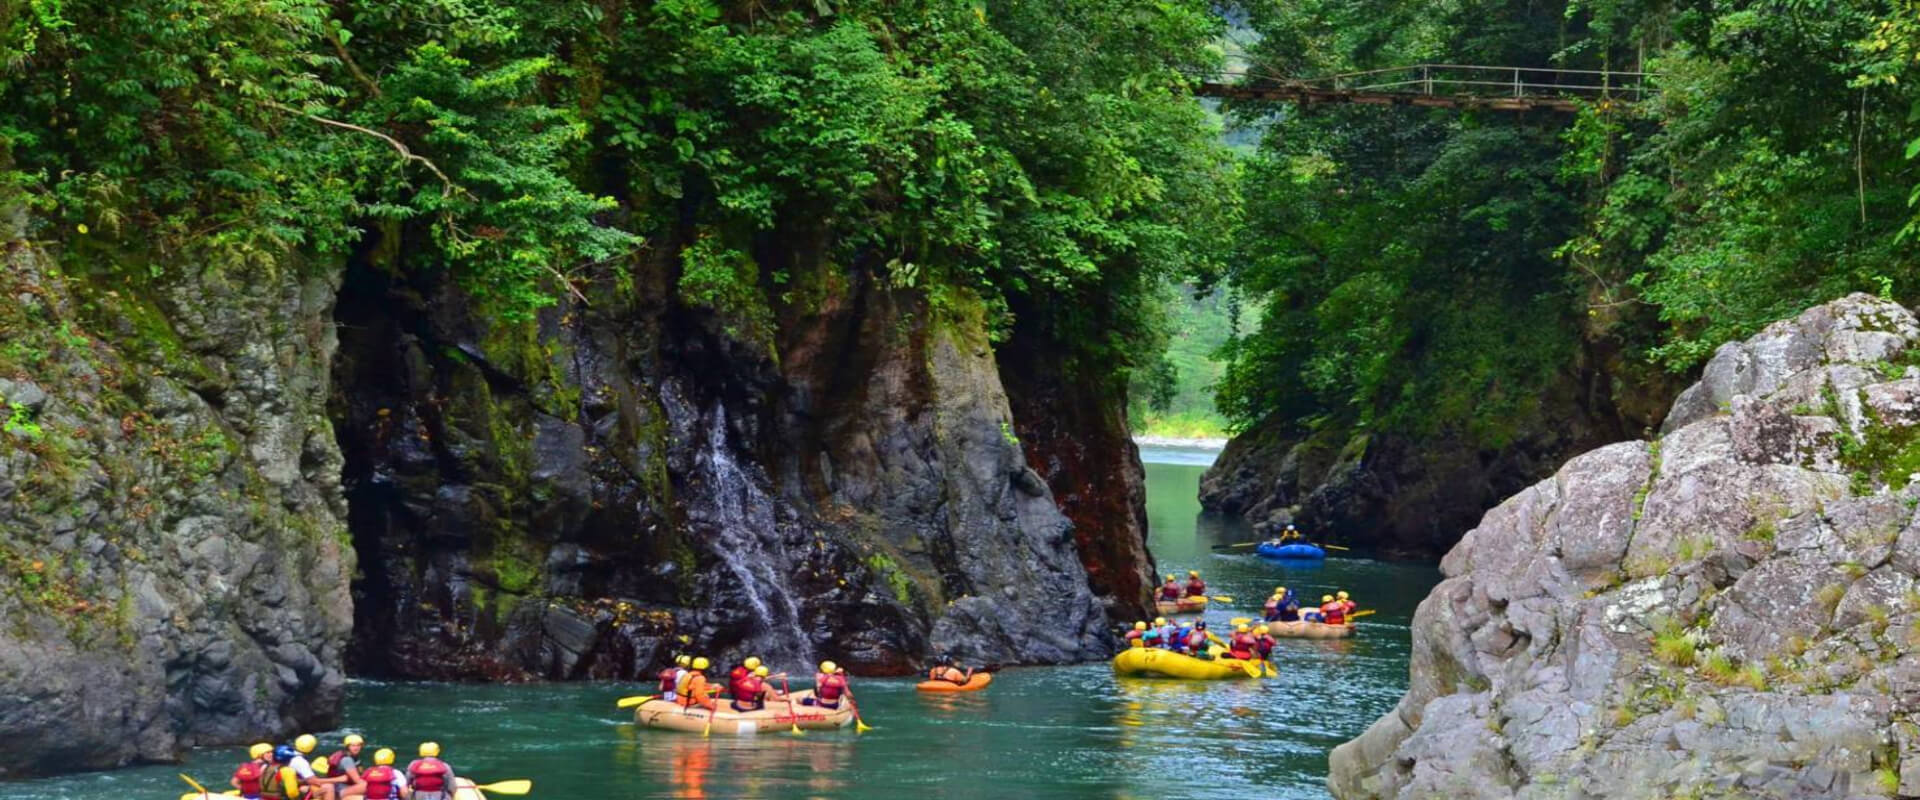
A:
1205,61,1656,103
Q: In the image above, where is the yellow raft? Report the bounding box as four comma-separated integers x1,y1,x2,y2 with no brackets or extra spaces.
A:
1112,646,1269,679
1154,596,1208,615
634,690,856,734
1266,619,1355,639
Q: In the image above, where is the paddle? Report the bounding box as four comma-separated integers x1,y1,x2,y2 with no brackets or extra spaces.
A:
615,694,655,709
845,688,873,733
781,675,803,736
473,780,534,795
1351,609,1375,619
1323,544,1352,551
177,774,236,800
1202,632,1262,678
1210,595,1234,604
1209,542,1260,551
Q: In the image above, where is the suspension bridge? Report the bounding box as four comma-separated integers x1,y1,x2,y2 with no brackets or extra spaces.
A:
1194,61,1654,112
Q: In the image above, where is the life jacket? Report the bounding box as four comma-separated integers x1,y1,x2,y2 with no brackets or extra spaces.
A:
1185,579,1206,597
259,764,293,799
1229,632,1257,659
1264,597,1281,620
1158,582,1181,600
1279,593,1301,621
817,672,848,701
233,762,266,799
1341,600,1357,615
679,671,715,710
732,674,768,710
658,667,680,694
1123,629,1143,641
1321,601,1346,625
674,669,694,695
729,669,757,700
409,757,450,793
1185,629,1207,651
931,666,966,683
361,765,398,800
1256,634,1276,657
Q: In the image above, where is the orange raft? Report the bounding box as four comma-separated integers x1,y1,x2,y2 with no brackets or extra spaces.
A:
634,690,855,735
915,673,993,693
1154,596,1209,616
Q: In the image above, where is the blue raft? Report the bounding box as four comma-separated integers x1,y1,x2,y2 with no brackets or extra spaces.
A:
1256,542,1327,560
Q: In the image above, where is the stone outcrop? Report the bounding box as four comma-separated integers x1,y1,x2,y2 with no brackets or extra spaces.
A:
331,246,1120,681
0,228,352,776
1330,294,1920,799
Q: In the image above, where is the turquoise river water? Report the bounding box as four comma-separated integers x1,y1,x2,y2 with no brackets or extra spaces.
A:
1,446,1440,800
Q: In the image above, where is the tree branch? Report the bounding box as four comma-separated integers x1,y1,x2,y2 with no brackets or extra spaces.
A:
266,101,461,197
326,28,383,99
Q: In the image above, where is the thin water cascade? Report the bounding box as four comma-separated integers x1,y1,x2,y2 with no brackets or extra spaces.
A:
697,405,817,666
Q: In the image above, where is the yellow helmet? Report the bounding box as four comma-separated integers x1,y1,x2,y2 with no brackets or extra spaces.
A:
692,656,711,671
1275,586,1286,594
820,661,839,674
1235,624,1249,633
676,654,692,667
1164,574,1175,581
1337,591,1350,600
754,665,770,677
1322,595,1334,603
343,734,365,748
1133,621,1147,631
294,734,316,754
249,743,273,760
1188,570,1199,577
373,748,395,766
1153,617,1167,626
419,742,441,758
313,758,331,777
744,656,762,670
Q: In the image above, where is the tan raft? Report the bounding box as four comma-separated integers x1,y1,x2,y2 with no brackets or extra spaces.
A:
1266,619,1355,639
1154,596,1209,615
634,690,856,734
453,778,488,800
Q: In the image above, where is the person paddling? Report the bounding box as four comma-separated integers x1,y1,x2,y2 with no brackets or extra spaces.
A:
1276,587,1301,622
679,656,717,711
318,734,366,797
353,749,404,800
407,742,457,800
732,665,781,711
1184,570,1207,598
1154,617,1179,650
1124,621,1148,644
231,743,278,800
659,654,691,703
928,654,974,685
1319,594,1347,625
1228,624,1258,660
1184,620,1210,657
729,656,764,705
1337,590,1357,618
804,661,850,709
1157,574,1181,602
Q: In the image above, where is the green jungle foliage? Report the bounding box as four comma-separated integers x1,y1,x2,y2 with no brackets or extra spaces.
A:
1216,0,1920,446
1,0,1237,380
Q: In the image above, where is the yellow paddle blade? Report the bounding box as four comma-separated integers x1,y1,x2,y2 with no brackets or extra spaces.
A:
1351,609,1376,618
790,724,803,736
615,694,654,708
1323,544,1351,550
855,719,873,733
1230,617,1253,626
179,792,237,800
474,779,533,795
1210,595,1234,603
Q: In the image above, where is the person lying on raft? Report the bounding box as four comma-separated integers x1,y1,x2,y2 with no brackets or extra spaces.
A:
1157,574,1182,602
801,661,850,709
732,665,783,711
928,654,975,685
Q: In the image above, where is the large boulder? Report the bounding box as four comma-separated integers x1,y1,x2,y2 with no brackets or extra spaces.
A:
1331,294,1920,799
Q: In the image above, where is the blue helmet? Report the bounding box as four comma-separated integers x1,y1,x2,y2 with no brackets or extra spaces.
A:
274,745,298,763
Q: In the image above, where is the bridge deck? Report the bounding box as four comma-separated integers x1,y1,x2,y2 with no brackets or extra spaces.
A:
1195,63,1651,113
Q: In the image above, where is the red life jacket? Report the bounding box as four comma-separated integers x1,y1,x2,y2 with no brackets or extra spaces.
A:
1185,629,1207,650
817,672,848,701
1185,579,1206,597
1158,583,1180,600
1256,634,1276,657
1230,632,1257,659
657,667,678,693
1321,601,1346,625
233,762,266,798
729,670,757,699
409,757,450,792
361,765,398,800
1123,629,1143,641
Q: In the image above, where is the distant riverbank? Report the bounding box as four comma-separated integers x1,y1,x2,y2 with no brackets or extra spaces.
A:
1132,434,1228,451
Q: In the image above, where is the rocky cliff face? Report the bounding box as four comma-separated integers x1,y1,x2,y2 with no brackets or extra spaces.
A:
0,220,352,776
1330,294,1920,798
331,248,1119,681
1198,340,1667,559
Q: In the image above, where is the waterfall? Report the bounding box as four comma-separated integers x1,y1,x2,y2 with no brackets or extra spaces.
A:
697,406,816,667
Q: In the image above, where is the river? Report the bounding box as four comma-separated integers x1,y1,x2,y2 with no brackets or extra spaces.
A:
0,446,1439,800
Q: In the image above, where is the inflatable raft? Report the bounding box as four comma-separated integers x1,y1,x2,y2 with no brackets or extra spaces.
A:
1112,646,1268,680
1154,596,1209,615
1266,619,1355,639
916,672,992,692
633,690,856,734
1256,542,1326,559
454,778,489,800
